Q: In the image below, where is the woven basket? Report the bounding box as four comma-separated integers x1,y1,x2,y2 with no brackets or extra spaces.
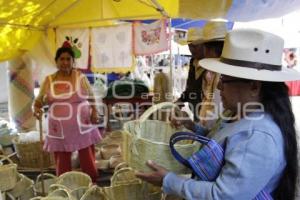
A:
48,184,70,194
17,186,35,200
103,181,161,200
56,171,92,191
96,130,123,148
0,155,18,191
122,102,198,173
100,144,121,160
95,159,110,170
12,137,53,168
110,167,140,186
46,188,74,200
80,185,106,200
107,167,162,200
8,173,34,198
114,162,129,172
70,186,88,200
109,155,124,169
34,173,57,196
103,182,143,200
108,130,123,144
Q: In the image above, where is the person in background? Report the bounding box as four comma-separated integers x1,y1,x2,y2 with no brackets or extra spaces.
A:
177,22,227,123
136,29,300,200
33,47,102,182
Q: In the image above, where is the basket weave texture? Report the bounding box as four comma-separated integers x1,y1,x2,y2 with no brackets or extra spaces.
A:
0,155,18,191
12,138,53,168
122,102,198,173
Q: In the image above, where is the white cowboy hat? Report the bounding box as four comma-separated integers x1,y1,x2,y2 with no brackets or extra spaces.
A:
199,29,300,82
177,21,227,45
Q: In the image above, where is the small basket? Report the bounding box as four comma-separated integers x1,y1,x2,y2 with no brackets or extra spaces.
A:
12,137,53,168
80,185,106,200
34,173,57,196
100,144,121,160
95,160,110,170
8,173,34,198
110,167,139,186
108,130,123,144
56,171,92,190
109,155,124,169
0,155,18,191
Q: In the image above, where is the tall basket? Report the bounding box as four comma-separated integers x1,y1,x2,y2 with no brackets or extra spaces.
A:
12,138,53,168
122,102,199,174
0,155,18,191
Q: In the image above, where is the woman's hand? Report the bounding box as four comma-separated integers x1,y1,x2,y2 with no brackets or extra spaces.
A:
33,106,43,120
135,160,169,187
170,110,196,132
91,108,101,124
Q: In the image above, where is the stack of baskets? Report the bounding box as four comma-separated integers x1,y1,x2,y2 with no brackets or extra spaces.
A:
12,137,53,168
0,155,36,200
122,102,199,174
102,164,162,200
95,131,124,170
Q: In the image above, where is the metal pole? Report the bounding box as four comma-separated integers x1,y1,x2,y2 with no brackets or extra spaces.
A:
39,118,45,196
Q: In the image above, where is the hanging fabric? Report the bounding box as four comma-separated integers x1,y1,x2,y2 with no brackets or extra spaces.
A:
91,24,134,73
133,19,169,55
56,28,89,69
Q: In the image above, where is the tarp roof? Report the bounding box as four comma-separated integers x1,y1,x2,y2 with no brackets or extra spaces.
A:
1,0,300,62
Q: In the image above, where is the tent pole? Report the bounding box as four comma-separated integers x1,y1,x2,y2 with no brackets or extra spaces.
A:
149,0,169,17
168,18,173,100
47,14,160,28
0,23,45,31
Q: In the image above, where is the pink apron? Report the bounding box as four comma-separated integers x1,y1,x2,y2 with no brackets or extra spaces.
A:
43,75,102,152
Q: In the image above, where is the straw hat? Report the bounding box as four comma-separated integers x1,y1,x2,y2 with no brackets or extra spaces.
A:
178,21,227,45
199,29,300,82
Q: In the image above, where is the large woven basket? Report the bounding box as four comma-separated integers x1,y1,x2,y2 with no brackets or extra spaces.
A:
0,155,18,191
56,171,92,191
12,137,53,168
8,173,34,198
122,102,198,173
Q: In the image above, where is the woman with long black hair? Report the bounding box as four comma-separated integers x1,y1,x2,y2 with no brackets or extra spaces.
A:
136,29,300,200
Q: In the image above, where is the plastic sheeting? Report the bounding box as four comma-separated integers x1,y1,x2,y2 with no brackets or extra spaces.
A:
1,0,300,62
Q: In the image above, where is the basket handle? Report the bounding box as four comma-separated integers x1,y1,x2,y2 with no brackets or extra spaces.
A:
48,188,72,198
114,162,129,172
169,132,218,168
80,185,106,200
48,183,70,194
36,173,57,183
0,155,14,164
138,102,178,122
111,167,135,185
5,192,16,200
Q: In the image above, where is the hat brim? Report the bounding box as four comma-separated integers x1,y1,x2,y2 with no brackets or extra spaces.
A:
199,58,300,82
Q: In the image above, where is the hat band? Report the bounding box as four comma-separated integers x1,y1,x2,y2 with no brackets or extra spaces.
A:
220,57,282,71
